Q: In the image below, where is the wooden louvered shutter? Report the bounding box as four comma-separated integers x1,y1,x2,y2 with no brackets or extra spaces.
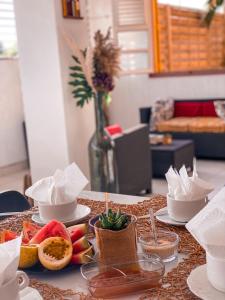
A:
157,3,225,72
112,0,153,74
0,0,17,56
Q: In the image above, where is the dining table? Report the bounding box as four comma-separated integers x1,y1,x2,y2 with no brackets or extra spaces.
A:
0,190,205,299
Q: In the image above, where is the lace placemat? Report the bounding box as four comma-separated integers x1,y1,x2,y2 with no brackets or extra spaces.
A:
0,195,204,299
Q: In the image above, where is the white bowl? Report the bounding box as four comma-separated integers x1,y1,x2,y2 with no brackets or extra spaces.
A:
206,252,225,292
167,194,207,222
38,200,77,222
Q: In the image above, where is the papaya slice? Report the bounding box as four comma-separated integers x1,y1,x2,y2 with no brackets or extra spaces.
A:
30,220,71,244
0,230,17,243
38,237,72,271
22,221,41,244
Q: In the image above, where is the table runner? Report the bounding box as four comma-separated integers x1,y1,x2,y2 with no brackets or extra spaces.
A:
0,195,204,299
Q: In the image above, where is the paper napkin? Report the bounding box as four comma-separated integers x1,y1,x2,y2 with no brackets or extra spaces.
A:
165,159,214,201
25,163,88,205
186,187,225,258
0,236,21,286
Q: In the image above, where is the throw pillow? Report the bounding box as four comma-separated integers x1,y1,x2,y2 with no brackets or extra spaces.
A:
150,98,174,131
214,101,225,121
105,124,123,136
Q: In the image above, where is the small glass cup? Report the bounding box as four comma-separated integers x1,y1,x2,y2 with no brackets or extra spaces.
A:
139,230,179,262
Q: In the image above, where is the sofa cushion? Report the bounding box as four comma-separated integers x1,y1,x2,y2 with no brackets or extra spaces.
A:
214,101,225,121
150,98,174,131
174,101,217,117
189,117,225,133
156,117,190,132
157,117,225,133
202,102,217,117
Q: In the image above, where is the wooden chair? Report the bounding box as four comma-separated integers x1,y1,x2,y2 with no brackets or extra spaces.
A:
23,174,34,207
0,190,31,213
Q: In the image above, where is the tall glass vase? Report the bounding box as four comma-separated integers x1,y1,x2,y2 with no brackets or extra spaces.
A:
88,92,118,192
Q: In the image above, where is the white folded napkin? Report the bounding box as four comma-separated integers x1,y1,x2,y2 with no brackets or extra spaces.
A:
0,236,21,286
186,187,225,258
165,159,214,201
25,163,88,205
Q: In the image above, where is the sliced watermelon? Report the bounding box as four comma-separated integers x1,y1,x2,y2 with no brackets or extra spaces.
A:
22,221,41,244
72,236,90,254
71,246,93,264
70,224,87,243
0,230,17,243
29,220,71,244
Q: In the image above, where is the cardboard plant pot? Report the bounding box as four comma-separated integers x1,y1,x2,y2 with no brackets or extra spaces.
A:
94,215,138,266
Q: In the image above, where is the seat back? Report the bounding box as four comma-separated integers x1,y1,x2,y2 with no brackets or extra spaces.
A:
112,124,152,195
0,190,31,213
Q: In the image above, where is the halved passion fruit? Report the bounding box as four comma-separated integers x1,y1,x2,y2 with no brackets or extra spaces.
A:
19,244,39,269
38,237,72,271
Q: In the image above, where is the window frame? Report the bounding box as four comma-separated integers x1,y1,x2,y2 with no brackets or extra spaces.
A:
112,0,153,75
112,0,225,76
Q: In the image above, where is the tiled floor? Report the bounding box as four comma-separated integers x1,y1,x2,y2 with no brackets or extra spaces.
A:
0,169,29,194
0,159,224,198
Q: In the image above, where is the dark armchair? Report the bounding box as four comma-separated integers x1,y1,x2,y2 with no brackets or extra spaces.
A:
112,124,152,195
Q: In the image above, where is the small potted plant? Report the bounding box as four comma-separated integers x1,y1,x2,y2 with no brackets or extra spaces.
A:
94,209,138,266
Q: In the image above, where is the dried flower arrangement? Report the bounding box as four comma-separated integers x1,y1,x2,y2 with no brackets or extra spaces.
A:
63,28,120,192
64,28,120,107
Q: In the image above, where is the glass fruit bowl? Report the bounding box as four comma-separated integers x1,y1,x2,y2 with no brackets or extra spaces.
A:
80,253,165,298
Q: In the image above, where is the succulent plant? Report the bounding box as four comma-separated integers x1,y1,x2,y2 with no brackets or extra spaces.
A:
99,209,129,231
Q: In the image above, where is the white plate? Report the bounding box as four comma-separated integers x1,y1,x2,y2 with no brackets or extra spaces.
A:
20,287,43,300
155,207,187,227
32,204,91,226
187,264,225,300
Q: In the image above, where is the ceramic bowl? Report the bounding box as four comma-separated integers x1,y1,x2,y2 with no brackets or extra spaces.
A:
38,200,77,222
167,194,208,222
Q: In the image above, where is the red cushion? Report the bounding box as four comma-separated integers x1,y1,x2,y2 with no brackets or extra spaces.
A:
202,101,217,117
174,102,202,117
105,124,123,136
174,101,218,117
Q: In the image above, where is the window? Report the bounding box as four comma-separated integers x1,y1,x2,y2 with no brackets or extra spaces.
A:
112,0,152,74
0,0,17,57
113,0,225,75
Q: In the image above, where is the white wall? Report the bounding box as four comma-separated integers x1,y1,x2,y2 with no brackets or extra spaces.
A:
0,59,27,167
14,0,70,181
54,0,95,179
110,74,225,129
14,0,95,182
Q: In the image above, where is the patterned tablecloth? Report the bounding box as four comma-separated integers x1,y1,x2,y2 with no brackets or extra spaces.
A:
0,195,204,299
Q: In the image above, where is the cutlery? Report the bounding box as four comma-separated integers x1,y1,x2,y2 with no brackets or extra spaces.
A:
138,208,168,219
0,211,38,217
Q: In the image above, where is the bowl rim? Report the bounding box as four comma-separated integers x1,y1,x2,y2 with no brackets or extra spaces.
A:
80,252,165,282
38,199,77,207
89,214,137,228
167,193,208,203
139,229,179,245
